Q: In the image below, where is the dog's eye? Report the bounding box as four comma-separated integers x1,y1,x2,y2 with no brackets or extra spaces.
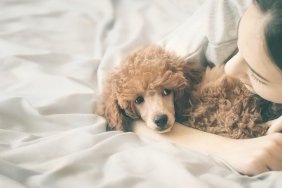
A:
135,96,144,104
162,89,171,96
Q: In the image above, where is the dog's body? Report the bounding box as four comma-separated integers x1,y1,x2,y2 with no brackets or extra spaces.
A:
98,45,282,138
185,67,282,138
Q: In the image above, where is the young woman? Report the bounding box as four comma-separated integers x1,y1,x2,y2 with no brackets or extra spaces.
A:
133,0,282,176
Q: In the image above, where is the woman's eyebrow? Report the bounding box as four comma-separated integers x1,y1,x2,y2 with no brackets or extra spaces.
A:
247,63,270,82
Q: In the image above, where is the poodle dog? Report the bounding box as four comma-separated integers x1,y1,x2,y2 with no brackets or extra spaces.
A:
98,45,282,138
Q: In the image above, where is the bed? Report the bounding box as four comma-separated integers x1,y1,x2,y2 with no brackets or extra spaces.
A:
1,0,282,187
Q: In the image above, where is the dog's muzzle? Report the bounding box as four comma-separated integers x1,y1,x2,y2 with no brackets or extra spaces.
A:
154,114,168,129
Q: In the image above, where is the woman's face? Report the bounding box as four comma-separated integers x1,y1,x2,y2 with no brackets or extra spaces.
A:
225,4,282,104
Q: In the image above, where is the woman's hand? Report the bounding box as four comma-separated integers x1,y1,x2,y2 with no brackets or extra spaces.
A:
217,133,282,175
267,115,282,134
132,120,282,176
222,115,282,175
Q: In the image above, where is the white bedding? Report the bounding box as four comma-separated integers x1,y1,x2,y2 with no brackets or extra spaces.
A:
1,0,282,187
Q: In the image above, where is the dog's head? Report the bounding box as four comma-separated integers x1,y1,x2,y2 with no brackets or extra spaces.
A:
98,45,203,132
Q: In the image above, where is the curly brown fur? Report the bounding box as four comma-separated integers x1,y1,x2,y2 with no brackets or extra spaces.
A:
98,45,282,138
184,67,282,139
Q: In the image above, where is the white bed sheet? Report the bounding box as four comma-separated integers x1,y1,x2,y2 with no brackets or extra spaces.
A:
0,0,282,187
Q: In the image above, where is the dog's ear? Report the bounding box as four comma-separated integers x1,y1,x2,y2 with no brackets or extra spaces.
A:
104,97,131,131
174,86,190,122
97,91,131,131
174,61,204,122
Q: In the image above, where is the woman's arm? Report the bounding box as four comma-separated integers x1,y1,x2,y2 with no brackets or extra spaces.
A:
133,120,282,176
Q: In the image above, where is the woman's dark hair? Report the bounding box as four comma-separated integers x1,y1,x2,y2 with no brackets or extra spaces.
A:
254,0,282,70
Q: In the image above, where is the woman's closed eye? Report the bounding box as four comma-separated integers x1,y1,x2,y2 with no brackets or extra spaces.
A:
249,70,267,85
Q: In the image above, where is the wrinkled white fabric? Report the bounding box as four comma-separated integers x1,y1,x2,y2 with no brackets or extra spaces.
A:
158,0,251,65
0,0,282,188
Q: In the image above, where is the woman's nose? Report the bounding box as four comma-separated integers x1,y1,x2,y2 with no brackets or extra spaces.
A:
224,52,248,79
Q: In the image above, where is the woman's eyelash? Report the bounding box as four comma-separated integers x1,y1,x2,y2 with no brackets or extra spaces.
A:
249,71,266,85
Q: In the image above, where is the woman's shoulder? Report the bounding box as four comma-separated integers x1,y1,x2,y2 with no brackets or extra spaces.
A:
158,0,252,66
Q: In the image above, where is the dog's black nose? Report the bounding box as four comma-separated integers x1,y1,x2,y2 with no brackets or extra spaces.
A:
154,114,168,129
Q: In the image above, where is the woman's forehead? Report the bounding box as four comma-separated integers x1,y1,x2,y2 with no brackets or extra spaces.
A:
238,4,282,82
238,4,266,49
